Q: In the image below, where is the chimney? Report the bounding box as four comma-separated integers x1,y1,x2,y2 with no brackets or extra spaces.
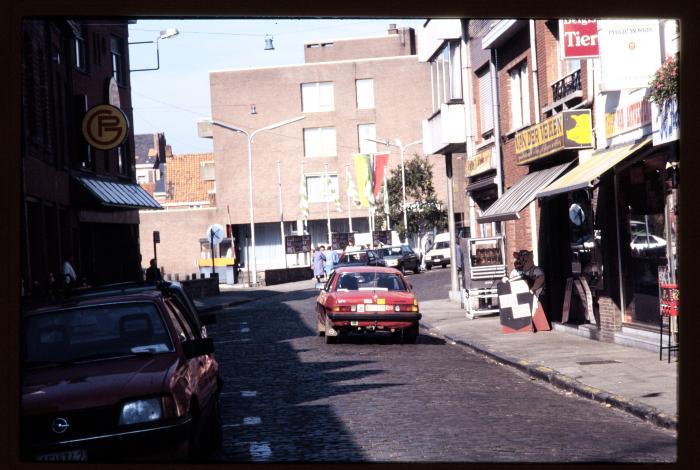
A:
388,24,399,35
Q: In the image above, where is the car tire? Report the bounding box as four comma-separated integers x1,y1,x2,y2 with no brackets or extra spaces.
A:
425,264,432,271
441,263,448,269
401,324,419,344
413,262,421,274
317,319,326,337
202,397,223,454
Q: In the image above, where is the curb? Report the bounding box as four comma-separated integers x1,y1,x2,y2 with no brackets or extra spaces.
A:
421,322,677,431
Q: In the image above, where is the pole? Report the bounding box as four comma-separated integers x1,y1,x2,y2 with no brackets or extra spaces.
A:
384,168,391,231
325,162,332,247
400,144,408,242
445,153,459,298
246,136,258,287
210,229,216,275
278,161,287,269
346,164,353,232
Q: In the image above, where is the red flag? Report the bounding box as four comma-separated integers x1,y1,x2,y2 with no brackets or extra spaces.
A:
373,153,389,198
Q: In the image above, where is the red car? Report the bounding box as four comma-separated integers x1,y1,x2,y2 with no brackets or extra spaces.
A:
315,266,421,344
21,286,222,462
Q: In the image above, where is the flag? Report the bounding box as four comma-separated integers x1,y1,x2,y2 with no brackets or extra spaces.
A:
325,171,342,212
372,153,389,199
353,154,373,208
346,170,362,208
299,169,309,221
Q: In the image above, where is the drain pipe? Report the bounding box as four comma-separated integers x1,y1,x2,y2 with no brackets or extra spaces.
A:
490,46,503,241
461,20,478,237
528,20,541,265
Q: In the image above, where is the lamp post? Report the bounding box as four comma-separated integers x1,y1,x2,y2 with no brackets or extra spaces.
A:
365,137,422,243
129,28,180,72
210,116,305,287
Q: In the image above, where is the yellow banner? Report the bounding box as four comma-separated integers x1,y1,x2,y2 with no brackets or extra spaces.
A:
515,110,592,165
353,154,372,208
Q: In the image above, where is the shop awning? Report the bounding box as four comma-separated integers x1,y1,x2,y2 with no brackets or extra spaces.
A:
467,176,498,193
478,162,572,223
536,137,652,198
74,176,163,210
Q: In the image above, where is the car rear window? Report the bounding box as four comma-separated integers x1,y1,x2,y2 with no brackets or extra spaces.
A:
434,241,449,250
378,247,402,256
335,272,408,291
23,302,173,367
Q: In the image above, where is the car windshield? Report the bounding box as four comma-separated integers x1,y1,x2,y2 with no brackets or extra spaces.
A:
434,241,449,250
378,247,402,257
23,302,174,367
340,251,370,263
335,272,408,291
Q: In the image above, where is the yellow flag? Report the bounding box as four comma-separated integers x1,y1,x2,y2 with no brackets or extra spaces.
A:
353,154,372,208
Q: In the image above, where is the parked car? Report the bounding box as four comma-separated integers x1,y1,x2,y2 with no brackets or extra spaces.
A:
630,234,667,255
21,284,223,462
334,249,386,268
424,232,451,270
315,266,421,344
376,245,421,274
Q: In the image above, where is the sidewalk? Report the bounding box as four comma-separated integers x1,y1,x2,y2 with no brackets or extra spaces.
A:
194,281,678,430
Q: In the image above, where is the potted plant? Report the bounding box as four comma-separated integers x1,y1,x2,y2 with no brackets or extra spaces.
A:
648,54,679,108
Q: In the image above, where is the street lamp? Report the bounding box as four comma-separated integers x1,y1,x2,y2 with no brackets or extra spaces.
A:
210,116,305,287
129,28,180,72
365,137,422,242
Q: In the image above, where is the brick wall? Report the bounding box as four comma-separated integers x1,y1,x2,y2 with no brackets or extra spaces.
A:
304,27,415,63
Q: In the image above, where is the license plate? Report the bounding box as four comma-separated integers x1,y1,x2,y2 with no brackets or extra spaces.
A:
366,304,384,312
350,321,359,326
36,449,87,461
434,255,443,260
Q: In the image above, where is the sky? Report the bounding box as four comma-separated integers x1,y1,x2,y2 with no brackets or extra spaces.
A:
128,19,427,155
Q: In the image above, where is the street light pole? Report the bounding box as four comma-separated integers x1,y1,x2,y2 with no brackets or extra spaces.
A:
211,115,305,287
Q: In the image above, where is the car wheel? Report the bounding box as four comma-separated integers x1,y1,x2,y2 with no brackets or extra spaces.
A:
413,262,421,274
186,403,205,460
202,397,223,455
401,324,419,344
317,319,326,337
425,264,432,271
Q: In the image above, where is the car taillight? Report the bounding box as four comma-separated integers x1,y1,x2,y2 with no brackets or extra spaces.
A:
393,304,419,312
332,305,357,312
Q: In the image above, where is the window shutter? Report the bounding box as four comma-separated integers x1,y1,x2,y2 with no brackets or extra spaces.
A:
478,70,493,134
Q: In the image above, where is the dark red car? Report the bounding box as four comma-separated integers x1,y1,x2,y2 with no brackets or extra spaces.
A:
315,266,421,344
21,286,222,462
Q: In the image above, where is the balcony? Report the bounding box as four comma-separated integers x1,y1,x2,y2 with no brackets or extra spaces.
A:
421,102,467,155
551,69,583,105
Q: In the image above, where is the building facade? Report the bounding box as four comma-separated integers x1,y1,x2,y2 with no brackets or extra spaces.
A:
21,19,160,299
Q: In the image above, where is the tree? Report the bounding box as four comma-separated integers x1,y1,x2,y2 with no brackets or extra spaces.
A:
375,154,447,241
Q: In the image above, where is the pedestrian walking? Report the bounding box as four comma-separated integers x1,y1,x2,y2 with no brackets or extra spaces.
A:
145,258,163,281
62,252,77,288
325,247,340,278
312,245,326,283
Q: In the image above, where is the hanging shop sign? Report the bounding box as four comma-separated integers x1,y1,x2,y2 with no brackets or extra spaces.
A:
515,110,593,165
559,19,599,59
466,145,494,177
651,97,679,146
605,99,652,139
81,104,129,150
598,19,661,91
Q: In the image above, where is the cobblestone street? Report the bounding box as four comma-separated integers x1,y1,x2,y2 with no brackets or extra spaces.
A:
207,278,676,463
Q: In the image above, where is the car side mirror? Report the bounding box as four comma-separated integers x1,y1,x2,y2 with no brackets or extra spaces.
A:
182,337,215,359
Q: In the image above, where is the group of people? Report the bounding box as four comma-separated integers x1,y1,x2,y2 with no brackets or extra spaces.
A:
312,239,371,282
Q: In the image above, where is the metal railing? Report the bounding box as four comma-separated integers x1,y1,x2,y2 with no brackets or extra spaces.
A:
551,69,582,103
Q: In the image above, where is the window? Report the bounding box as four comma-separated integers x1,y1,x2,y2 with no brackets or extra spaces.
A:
477,67,494,135
110,36,125,85
301,82,334,112
430,41,463,113
357,124,377,154
305,174,338,202
74,36,86,71
356,79,375,109
509,62,530,130
200,161,215,181
303,127,337,157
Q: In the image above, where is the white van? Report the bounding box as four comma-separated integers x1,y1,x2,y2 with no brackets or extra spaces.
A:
424,232,451,270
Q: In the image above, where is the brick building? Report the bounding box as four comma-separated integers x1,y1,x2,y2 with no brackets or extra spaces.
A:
21,19,161,299
139,24,466,281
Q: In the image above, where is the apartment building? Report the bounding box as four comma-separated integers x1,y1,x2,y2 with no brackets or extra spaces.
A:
21,19,161,297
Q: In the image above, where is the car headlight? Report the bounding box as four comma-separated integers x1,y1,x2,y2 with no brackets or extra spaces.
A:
387,259,398,266
119,398,162,425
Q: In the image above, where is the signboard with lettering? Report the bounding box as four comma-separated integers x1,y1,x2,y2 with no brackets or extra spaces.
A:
598,19,662,91
651,97,679,146
81,104,129,150
605,99,652,139
466,145,495,177
515,110,593,165
559,19,599,59
285,235,311,254
331,232,355,250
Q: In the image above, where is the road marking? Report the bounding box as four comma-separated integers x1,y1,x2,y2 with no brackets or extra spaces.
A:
215,338,252,344
241,391,257,397
249,442,272,461
243,416,261,425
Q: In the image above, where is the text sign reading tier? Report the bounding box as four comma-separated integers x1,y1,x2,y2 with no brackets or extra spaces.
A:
559,20,599,59
515,110,593,165
82,104,129,150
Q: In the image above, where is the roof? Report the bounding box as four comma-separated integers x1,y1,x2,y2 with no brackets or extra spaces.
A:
134,134,159,166
334,266,402,274
24,290,164,316
164,153,215,205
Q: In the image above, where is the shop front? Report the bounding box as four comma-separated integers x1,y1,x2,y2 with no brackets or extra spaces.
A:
466,144,500,238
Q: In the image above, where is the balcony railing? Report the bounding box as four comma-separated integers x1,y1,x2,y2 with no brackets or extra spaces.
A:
551,69,582,103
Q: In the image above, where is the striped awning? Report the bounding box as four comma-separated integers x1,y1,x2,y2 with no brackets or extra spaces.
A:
478,162,572,223
537,137,652,198
75,176,162,210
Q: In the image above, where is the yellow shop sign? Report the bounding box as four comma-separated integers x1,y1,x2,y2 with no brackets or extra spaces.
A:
515,110,592,165
466,145,494,177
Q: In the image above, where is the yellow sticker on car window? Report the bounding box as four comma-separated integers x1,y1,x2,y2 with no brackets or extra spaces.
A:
377,298,385,304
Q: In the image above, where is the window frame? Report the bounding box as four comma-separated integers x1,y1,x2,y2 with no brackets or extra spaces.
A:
355,78,375,109
357,123,377,154
301,81,335,112
303,126,337,158
110,35,126,86
509,61,530,131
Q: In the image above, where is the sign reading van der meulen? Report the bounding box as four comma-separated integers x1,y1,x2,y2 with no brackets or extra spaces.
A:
515,110,593,165
466,145,494,177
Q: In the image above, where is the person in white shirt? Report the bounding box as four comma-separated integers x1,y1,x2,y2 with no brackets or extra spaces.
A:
63,253,77,288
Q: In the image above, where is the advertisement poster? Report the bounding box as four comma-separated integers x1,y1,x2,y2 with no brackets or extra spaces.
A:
598,19,662,91
559,20,599,59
